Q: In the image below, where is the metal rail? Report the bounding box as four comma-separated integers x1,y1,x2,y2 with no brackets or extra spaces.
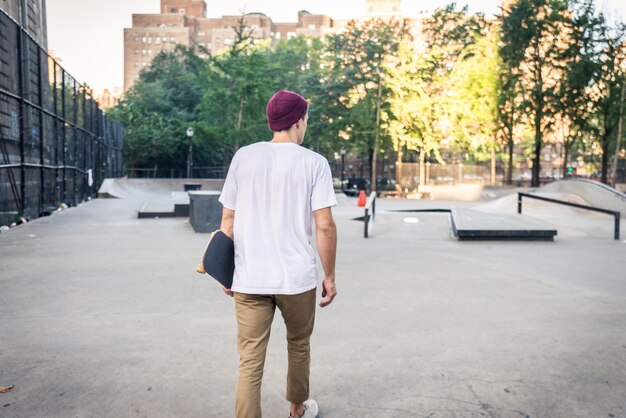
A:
364,192,376,238
517,192,621,240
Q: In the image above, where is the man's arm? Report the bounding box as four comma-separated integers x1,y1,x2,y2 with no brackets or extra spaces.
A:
220,207,235,240
313,207,337,307
219,207,235,296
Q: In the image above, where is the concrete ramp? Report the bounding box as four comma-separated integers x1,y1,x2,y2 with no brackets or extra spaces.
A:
97,178,225,219
539,179,626,218
98,178,225,199
474,192,592,214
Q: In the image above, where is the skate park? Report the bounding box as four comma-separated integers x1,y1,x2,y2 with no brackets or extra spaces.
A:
1,178,625,417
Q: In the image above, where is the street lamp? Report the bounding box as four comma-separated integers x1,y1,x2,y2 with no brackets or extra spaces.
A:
340,148,347,192
186,127,194,178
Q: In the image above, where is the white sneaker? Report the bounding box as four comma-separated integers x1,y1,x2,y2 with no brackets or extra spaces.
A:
289,399,320,418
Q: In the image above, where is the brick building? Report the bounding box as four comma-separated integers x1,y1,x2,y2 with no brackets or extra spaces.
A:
124,0,341,92
0,0,47,48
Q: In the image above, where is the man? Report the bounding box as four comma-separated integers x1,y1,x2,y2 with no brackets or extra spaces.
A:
218,90,338,418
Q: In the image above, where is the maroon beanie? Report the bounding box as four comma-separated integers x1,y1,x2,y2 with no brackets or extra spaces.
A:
266,90,308,132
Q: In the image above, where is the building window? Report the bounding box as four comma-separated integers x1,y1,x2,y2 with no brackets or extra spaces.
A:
287,32,296,39
170,37,175,43
274,32,281,40
171,8,177,13
134,37,139,42
142,49,147,56
134,49,139,54
134,62,139,67
142,62,147,67
148,49,152,55
155,38,161,44
158,24,166,29
224,38,233,46
206,42,212,49
162,37,167,43
198,31,205,36
309,24,316,30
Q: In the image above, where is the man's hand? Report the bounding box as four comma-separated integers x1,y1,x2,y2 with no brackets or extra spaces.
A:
222,287,234,297
320,275,337,307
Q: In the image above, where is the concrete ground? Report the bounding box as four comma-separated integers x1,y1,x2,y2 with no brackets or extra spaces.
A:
1,192,625,418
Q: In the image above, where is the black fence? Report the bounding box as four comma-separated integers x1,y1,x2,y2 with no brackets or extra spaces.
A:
0,9,124,226
126,166,225,179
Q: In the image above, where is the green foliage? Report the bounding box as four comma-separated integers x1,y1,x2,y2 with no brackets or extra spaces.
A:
448,31,499,161
386,40,444,161
500,0,574,186
110,5,626,184
109,47,212,170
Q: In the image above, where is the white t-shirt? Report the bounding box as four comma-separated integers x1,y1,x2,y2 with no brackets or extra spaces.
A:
218,141,338,295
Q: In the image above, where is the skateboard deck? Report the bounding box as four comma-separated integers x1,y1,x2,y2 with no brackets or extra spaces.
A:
199,230,235,289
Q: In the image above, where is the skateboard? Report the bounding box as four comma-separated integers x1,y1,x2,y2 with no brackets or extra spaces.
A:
195,230,234,289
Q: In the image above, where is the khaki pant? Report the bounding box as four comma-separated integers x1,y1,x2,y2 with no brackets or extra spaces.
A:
234,288,316,418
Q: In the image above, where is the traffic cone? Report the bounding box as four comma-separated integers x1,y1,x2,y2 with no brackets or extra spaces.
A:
357,190,366,207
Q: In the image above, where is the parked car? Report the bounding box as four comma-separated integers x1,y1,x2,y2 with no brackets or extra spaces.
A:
343,177,370,196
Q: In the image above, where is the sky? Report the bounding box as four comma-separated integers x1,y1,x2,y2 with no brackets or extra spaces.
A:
46,0,626,92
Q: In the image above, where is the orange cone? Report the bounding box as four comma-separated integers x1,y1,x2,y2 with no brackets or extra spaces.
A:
357,190,366,207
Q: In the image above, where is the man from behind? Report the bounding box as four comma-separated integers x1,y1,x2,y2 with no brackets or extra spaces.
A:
218,90,338,418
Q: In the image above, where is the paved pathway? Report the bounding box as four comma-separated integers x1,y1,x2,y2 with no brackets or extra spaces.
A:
1,194,625,417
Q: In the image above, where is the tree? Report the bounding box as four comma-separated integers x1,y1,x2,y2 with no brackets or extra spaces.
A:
556,0,603,178
501,0,572,187
497,17,524,186
196,19,274,170
589,18,626,183
448,30,500,184
323,18,411,192
109,47,212,172
386,40,447,188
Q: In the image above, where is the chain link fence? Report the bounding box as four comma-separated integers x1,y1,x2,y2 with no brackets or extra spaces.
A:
0,9,124,226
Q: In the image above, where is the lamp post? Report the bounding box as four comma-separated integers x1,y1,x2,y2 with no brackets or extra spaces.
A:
186,127,194,178
340,148,347,192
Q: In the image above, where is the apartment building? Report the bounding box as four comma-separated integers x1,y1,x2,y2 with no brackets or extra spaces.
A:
0,0,47,48
124,0,341,91
124,0,432,92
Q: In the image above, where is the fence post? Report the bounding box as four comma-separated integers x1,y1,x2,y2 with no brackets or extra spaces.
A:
615,214,621,241
73,79,78,204
61,71,67,204
517,193,522,214
17,23,26,216
38,47,45,215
